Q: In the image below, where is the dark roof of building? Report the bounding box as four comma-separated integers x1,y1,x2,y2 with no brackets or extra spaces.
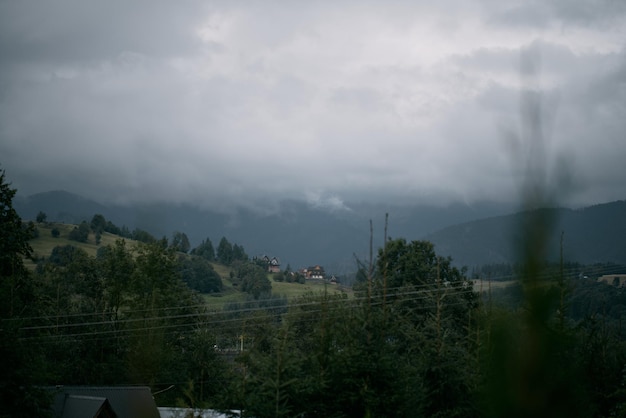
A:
60,395,116,418
48,386,159,418
307,265,324,271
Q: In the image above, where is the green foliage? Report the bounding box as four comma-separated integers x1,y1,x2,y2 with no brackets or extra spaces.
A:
0,183,237,411
0,168,51,416
34,244,122,384
46,244,85,266
179,255,223,293
128,243,183,309
352,265,369,292
28,221,39,238
373,239,479,417
377,239,470,289
0,169,34,280
171,231,191,253
272,271,285,282
97,239,135,317
214,237,247,266
51,227,60,238
237,322,302,418
217,236,233,265
232,243,248,262
236,262,272,299
52,241,211,391
190,237,216,261
131,227,157,244
174,329,233,408
235,237,481,417
36,210,47,223
68,220,90,243
90,213,106,234
28,237,232,405
281,270,304,284
103,219,124,236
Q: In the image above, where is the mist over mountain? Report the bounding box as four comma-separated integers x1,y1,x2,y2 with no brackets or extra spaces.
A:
427,200,626,268
15,190,514,273
16,190,625,273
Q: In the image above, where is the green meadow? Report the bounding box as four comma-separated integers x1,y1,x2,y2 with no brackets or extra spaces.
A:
28,222,350,307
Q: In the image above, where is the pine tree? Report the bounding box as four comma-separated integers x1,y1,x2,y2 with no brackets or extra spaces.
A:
0,168,51,417
217,237,233,265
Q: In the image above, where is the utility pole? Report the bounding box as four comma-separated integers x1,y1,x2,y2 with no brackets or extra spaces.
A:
383,213,388,313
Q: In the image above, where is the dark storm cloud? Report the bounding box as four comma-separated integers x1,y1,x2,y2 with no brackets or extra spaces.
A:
0,0,205,64
486,0,626,28
0,1,624,211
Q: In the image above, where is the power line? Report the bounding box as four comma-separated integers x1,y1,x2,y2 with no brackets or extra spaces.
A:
15,285,476,331
12,289,479,343
5,260,619,343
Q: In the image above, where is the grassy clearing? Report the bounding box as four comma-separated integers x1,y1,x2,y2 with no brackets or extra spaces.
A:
270,280,350,299
201,280,352,310
210,263,234,286
26,222,137,269
32,223,129,254
202,291,250,308
27,225,353,308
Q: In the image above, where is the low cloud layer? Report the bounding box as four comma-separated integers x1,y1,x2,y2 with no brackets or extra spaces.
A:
1,0,624,212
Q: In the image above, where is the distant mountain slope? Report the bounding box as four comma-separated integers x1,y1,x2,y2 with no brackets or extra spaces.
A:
14,192,372,271
426,201,626,268
20,190,625,272
14,190,109,224
14,191,513,272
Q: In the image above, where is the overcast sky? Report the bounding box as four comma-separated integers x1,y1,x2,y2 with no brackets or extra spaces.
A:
1,0,624,212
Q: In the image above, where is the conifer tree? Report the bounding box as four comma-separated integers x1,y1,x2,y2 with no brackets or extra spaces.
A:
217,236,233,265
0,168,50,416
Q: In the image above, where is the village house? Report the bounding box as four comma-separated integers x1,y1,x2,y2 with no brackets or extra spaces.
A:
254,255,281,273
268,257,280,273
301,265,326,280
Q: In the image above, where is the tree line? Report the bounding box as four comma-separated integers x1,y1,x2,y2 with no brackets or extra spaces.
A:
38,208,250,266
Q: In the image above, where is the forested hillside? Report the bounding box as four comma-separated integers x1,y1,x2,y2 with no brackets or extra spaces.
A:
428,201,626,268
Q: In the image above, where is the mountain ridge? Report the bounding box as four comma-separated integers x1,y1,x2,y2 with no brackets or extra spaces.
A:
426,200,626,268
14,190,625,272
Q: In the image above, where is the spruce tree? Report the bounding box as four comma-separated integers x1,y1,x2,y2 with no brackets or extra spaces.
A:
0,168,51,416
